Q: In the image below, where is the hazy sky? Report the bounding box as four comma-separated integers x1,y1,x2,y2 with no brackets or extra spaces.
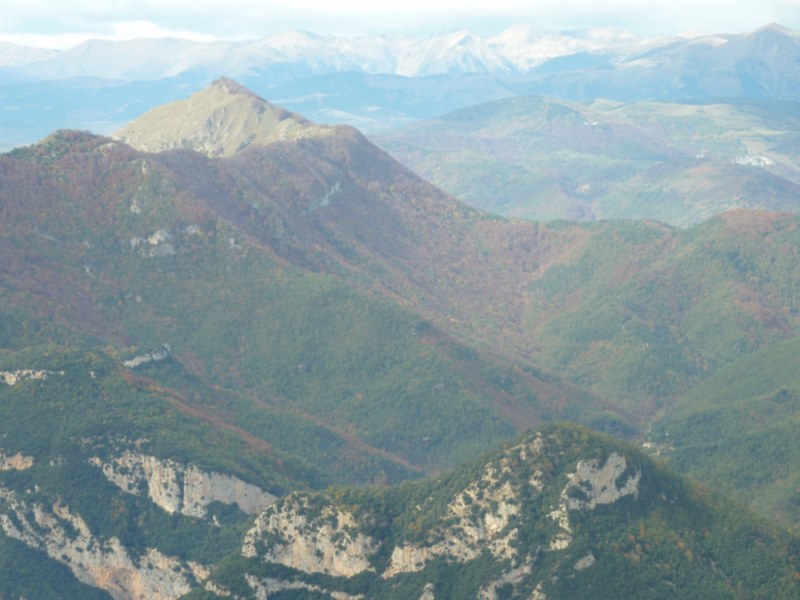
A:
1,0,798,48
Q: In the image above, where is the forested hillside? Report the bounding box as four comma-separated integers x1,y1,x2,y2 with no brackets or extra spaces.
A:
2,80,800,597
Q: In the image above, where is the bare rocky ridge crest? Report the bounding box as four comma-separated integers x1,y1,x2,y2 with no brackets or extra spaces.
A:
238,428,645,599
219,424,797,599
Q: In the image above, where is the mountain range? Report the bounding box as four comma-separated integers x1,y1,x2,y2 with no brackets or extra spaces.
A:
1,79,800,597
0,27,671,81
3,24,798,84
1,23,800,151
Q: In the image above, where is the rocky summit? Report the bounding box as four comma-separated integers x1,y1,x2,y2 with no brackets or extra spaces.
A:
113,76,336,157
204,424,799,599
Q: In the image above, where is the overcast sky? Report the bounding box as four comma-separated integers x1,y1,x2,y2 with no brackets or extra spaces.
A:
1,0,799,48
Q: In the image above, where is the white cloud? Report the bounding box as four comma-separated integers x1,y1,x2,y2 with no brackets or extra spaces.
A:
109,20,219,41
0,21,222,49
0,0,797,48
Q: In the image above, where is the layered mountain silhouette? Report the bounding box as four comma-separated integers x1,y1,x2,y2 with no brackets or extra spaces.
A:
2,24,800,151
1,79,799,598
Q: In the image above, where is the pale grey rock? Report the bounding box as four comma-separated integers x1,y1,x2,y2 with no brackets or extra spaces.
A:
245,574,364,600
243,497,378,577
0,450,34,471
90,451,276,518
0,488,202,600
384,437,544,578
478,560,534,600
549,451,640,550
574,552,596,571
0,369,63,385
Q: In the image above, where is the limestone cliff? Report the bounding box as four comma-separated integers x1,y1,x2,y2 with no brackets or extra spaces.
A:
547,450,641,550
384,440,529,578
243,497,378,577
231,427,655,599
90,450,276,518
201,424,793,599
0,487,205,600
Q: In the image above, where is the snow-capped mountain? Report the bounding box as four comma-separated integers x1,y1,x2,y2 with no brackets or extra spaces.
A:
0,26,646,81
486,24,642,70
1,23,799,151
4,24,798,85
0,42,59,69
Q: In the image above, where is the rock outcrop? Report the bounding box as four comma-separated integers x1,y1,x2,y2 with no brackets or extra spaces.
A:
244,574,364,600
0,369,63,385
0,488,204,600
384,440,529,578
90,451,276,518
243,497,378,577
237,429,648,598
0,450,34,471
548,451,641,550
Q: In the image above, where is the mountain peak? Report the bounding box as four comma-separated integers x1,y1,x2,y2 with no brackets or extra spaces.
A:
113,77,336,158
751,22,797,36
214,75,262,99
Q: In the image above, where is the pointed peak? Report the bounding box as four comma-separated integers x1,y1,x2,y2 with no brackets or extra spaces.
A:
113,77,335,158
747,23,798,38
213,76,263,99
758,22,794,32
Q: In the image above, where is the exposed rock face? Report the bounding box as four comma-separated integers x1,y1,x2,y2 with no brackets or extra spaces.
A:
0,369,63,385
244,574,364,600
240,432,645,597
241,433,644,588
0,450,34,471
198,426,798,599
128,224,210,259
418,582,436,600
548,451,641,550
478,560,534,600
384,441,528,578
565,451,641,510
0,488,201,600
121,346,170,368
113,77,336,158
243,497,378,577
574,552,596,571
90,451,276,518
531,581,548,600
129,229,176,257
